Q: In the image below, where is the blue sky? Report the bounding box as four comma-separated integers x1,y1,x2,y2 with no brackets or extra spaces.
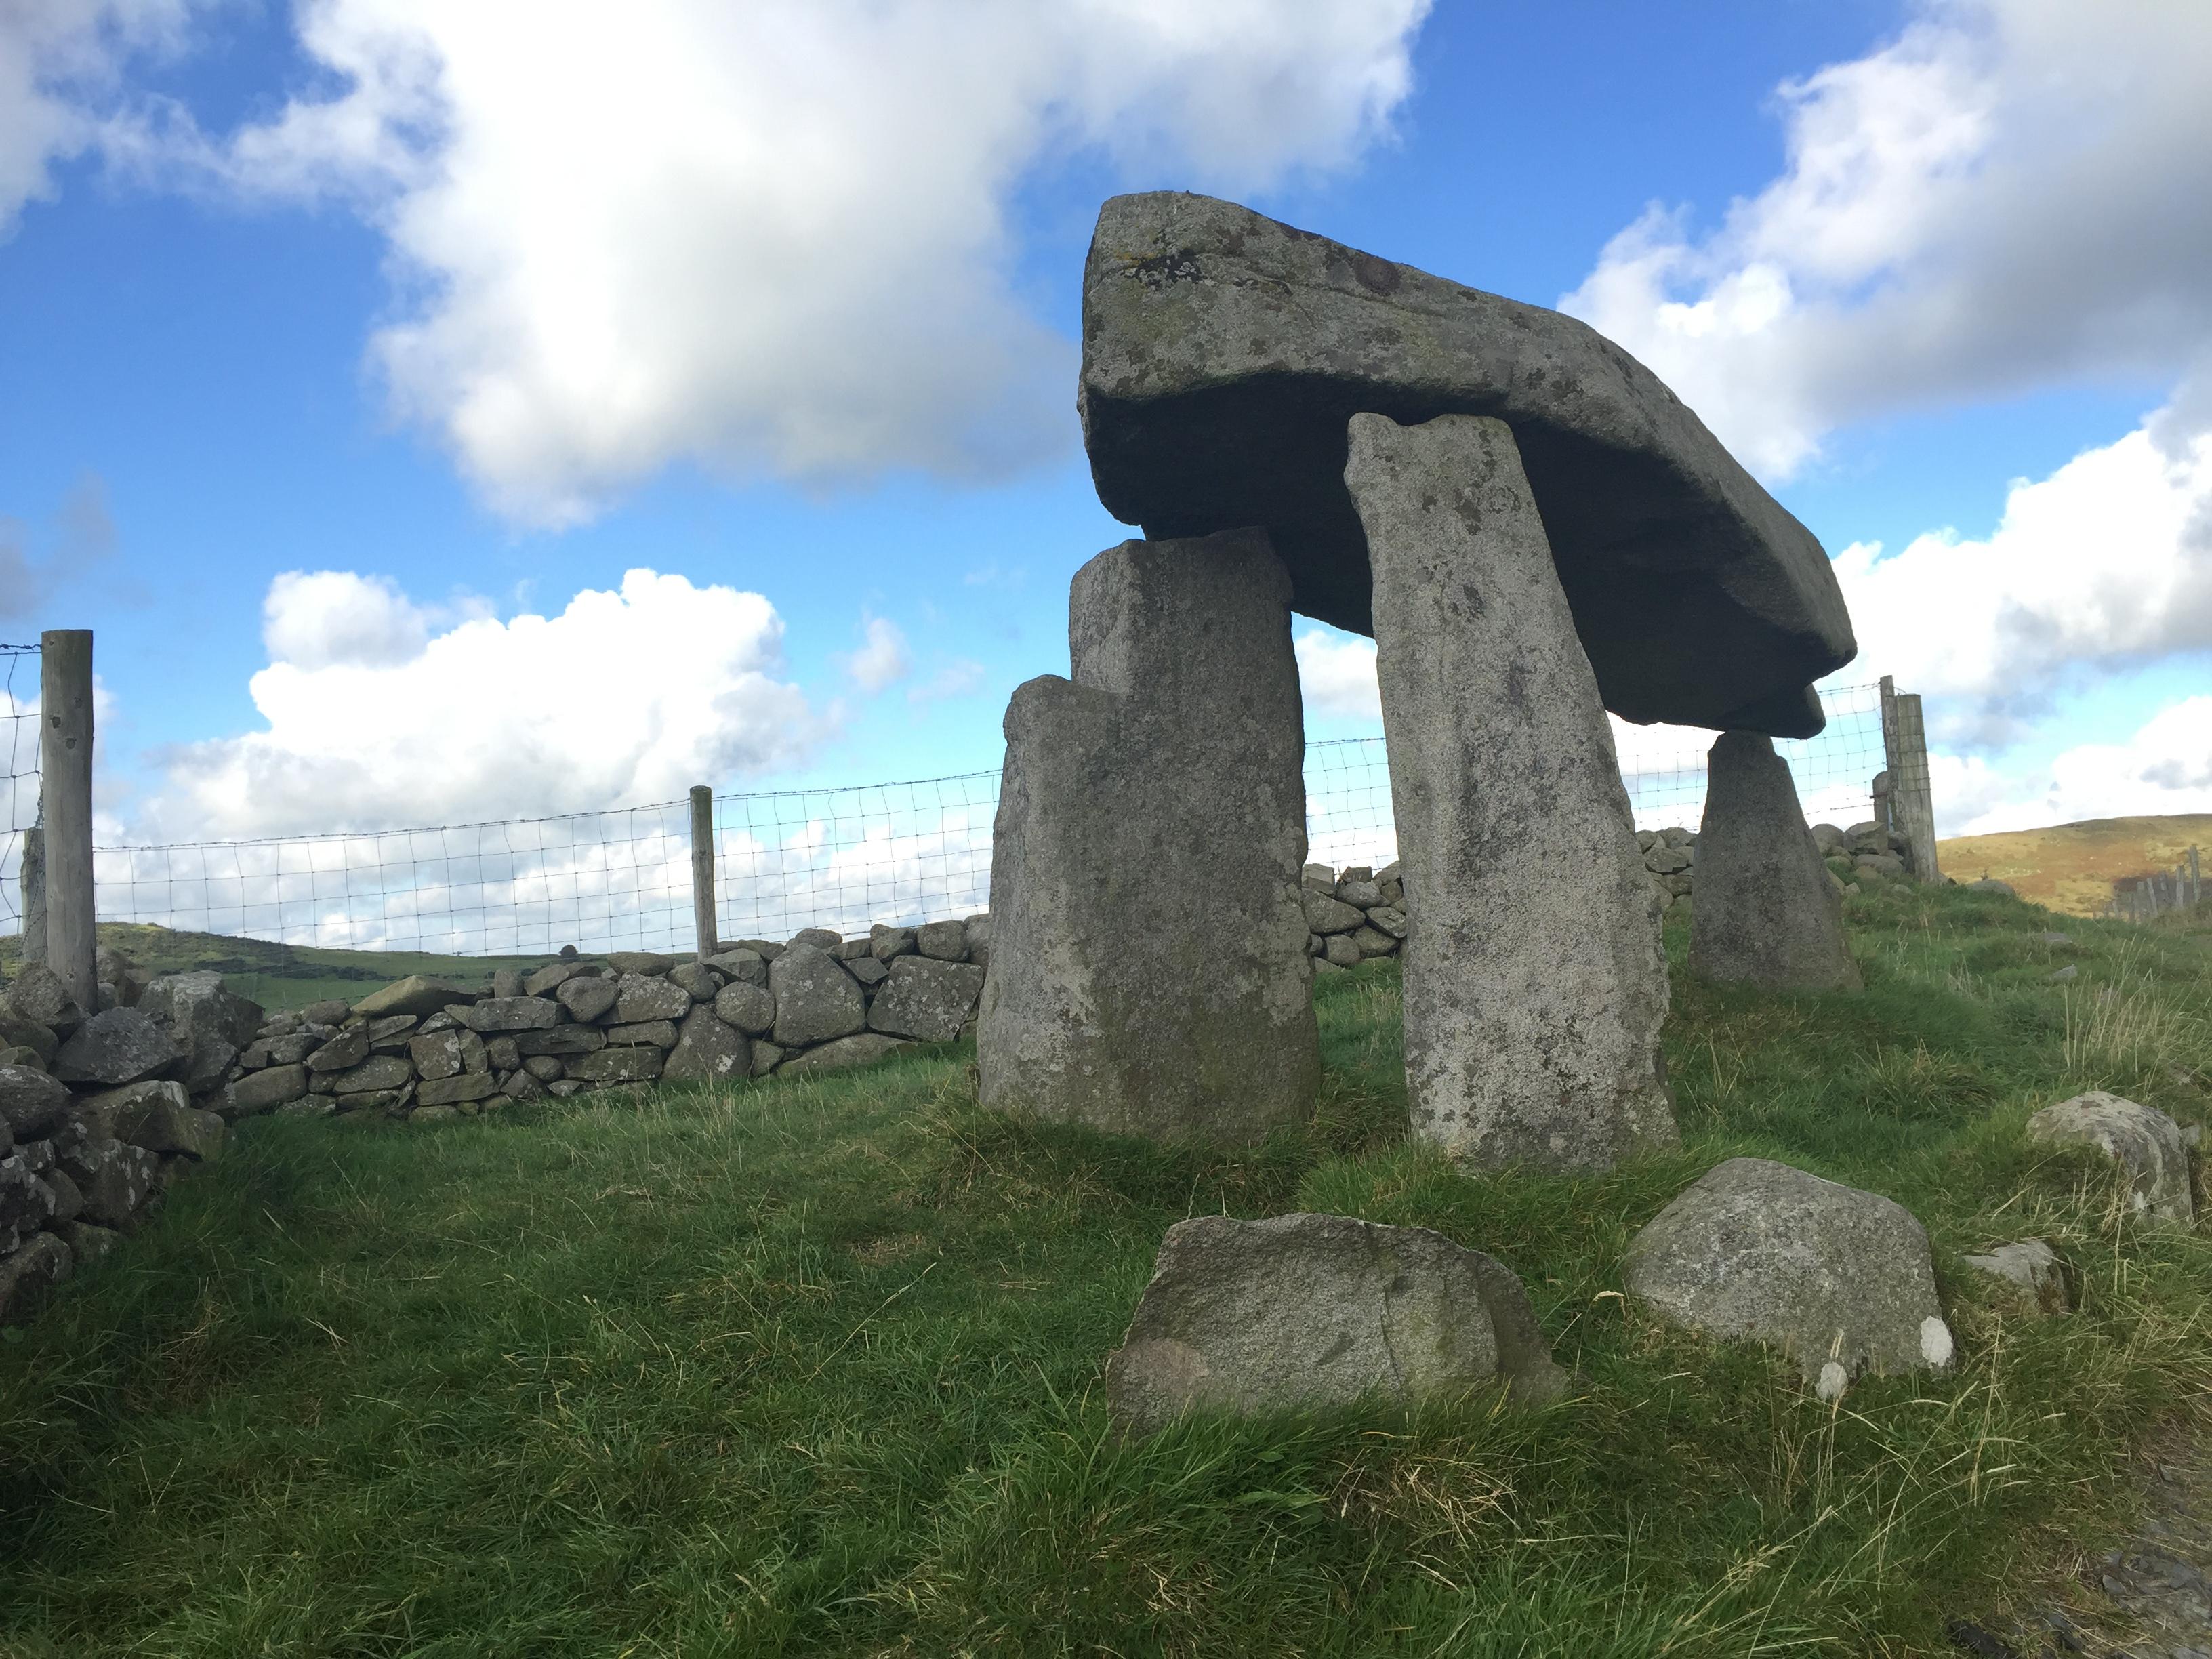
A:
2,0,2208,848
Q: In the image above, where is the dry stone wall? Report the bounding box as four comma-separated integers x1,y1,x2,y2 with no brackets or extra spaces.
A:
219,916,994,1125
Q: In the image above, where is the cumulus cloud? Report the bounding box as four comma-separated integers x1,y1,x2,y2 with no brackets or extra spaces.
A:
1294,627,1382,721
1835,405,2212,741
129,0,1432,522
0,0,198,237
1940,697,2212,836
142,567,819,837
842,616,912,695
0,474,125,619
1562,0,2212,477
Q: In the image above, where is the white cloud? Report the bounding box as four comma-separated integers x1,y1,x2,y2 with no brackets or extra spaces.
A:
262,569,433,668
140,567,819,837
0,0,197,237
1834,405,2212,741
1562,0,2212,478
843,615,912,694
909,659,986,705
1294,627,1382,720
135,0,1432,522
1942,696,2212,836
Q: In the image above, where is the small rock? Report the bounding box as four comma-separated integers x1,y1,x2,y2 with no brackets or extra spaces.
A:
604,951,675,976
0,1065,70,1139
1966,878,2016,897
2049,964,2078,982
301,998,355,1026
523,961,586,997
501,1067,546,1101
556,975,621,1023
351,977,479,1019
4,963,83,1033
1105,1213,1566,1434
224,1063,310,1116
1961,1239,2070,1313
1351,926,1398,958
844,956,889,989
515,1025,605,1057
749,1041,783,1076
788,928,842,953
2026,1092,2194,1225
1336,878,1383,909
1323,934,1361,968
713,981,777,1036
522,1055,565,1081
570,1046,663,1086
612,973,692,1025
870,927,917,960
703,949,766,985
1301,889,1364,935
0,1231,71,1324
1623,1158,1951,1392
76,1080,224,1159
661,1008,752,1084
306,1027,369,1072
771,943,867,1048
417,1071,500,1107
779,1033,910,1076
604,1020,679,1048
491,968,526,999
1365,905,1407,939
668,962,723,1002
916,920,968,962
329,1054,415,1095
867,957,985,1043
459,996,562,1033
52,1008,182,1088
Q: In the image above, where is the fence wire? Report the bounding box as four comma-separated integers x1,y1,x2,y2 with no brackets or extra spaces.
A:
0,644,41,933
70,680,1890,958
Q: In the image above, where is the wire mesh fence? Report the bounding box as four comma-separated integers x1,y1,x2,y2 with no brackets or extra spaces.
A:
65,680,1890,960
0,644,42,935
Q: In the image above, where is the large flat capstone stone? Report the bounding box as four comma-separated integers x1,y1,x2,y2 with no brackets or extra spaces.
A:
1350,412,1675,1170
1079,192,1853,735
1689,731,1862,992
979,529,1319,1144
1105,1213,1567,1433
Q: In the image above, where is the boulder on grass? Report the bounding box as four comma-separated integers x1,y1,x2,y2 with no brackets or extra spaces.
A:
2026,1092,2194,1227
1961,1239,2070,1314
1623,1158,1952,1399
1105,1213,1568,1434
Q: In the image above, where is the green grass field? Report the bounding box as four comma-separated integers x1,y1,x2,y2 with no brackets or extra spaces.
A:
2,884,2209,1656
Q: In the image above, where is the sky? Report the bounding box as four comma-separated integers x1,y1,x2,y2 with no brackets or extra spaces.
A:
2,0,2209,854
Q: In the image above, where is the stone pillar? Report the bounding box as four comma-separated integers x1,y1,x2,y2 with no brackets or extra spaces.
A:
979,529,1319,1144
1690,731,1861,991
1346,411,1675,1170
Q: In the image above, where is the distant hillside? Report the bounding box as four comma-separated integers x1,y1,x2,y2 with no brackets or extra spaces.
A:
1938,813,2212,916
0,923,558,1012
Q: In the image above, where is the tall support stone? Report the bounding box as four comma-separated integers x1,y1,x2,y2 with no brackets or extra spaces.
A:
1689,731,1861,991
979,529,1319,1143
1346,412,1675,1170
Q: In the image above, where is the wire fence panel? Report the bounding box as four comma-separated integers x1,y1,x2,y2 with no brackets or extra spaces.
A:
76,680,1889,956
0,644,42,933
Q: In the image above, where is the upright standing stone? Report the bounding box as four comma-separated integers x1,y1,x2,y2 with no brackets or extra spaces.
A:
980,529,1319,1143
1347,412,1675,1170
1690,731,1861,991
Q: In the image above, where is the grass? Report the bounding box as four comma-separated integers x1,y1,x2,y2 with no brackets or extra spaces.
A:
1,884,2209,1656
1938,811,2212,916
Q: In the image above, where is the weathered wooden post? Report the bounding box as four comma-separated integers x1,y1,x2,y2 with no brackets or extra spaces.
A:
1879,676,1941,883
688,784,717,962
19,823,45,965
39,629,95,1008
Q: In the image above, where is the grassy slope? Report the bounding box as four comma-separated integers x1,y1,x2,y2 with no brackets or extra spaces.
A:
1939,813,2212,916
0,924,567,1012
1,886,2209,1656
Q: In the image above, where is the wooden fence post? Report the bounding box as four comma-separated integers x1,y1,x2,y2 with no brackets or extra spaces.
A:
1879,676,1942,884
689,785,717,962
39,630,96,1008
19,824,44,966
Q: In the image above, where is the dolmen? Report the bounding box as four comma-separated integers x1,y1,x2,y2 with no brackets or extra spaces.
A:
984,192,1856,1168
